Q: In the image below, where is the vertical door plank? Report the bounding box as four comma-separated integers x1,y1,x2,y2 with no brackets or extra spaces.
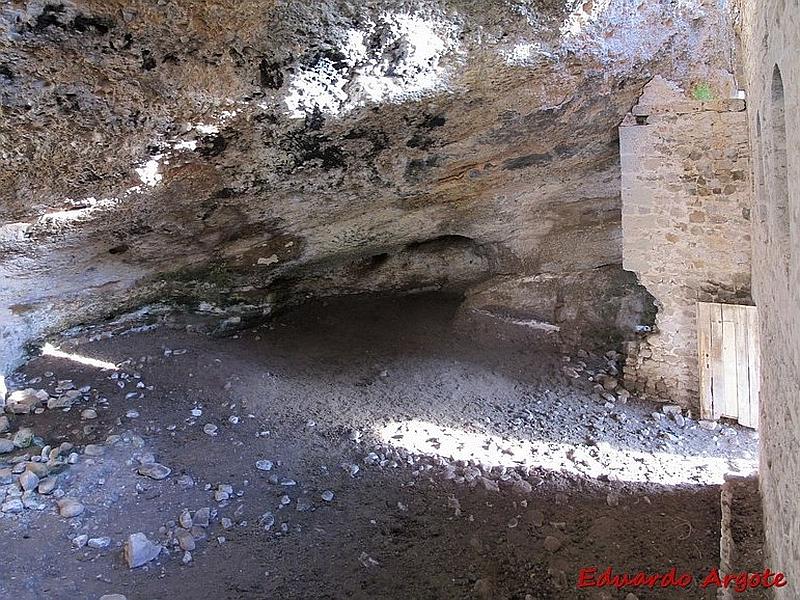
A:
710,303,726,420
733,306,753,427
720,305,739,419
697,302,714,420
747,307,761,429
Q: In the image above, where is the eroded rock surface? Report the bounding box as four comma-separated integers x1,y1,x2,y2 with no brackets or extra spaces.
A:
0,0,738,371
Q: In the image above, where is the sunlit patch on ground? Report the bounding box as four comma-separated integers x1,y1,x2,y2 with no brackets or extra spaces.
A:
378,418,756,486
41,342,118,371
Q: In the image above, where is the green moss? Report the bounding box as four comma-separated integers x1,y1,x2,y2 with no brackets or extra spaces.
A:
161,262,234,288
691,83,714,101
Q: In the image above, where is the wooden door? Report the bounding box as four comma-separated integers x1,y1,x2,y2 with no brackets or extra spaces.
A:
697,302,760,428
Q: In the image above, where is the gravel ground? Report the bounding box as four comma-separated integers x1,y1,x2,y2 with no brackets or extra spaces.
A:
0,293,759,599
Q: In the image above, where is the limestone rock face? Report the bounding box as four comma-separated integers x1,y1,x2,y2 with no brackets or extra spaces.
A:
0,0,737,370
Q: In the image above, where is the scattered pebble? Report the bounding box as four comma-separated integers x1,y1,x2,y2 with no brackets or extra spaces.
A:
57,498,85,518
193,507,211,527
1,498,24,514
138,463,171,480
544,536,562,552
84,444,105,457
179,510,193,529
88,536,112,549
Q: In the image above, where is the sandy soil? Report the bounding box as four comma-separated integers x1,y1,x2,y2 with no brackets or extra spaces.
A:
0,293,760,599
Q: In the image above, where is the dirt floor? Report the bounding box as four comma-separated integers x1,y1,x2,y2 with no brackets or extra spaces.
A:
0,294,760,600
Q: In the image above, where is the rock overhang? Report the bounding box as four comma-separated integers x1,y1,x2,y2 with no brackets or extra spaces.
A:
0,0,739,373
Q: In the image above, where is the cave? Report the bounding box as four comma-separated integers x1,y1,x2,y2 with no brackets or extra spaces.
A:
0,1,797,599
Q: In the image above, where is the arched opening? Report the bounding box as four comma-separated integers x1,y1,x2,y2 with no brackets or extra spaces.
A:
755,111,769,242
768,65,790,277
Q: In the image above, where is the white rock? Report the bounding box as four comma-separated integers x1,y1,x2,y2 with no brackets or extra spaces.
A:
259,511,275,530
124,532,162,568
88,536,112,549
1,498,24,513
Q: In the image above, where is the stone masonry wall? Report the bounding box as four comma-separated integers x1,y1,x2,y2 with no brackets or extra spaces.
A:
619,79,752,411
740,1,800,595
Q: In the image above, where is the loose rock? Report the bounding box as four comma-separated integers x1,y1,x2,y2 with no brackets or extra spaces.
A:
19,470,39,491
176,528,196,551
544,536,562,552
88,536,112,549
84,444,105,457
57,498,85,518
37,476,58,495
179,509,193,529
12,428,34,449
6,389,48,414
1,498,24,514
193,507,211,527
124,532,162,568
138,463,171,480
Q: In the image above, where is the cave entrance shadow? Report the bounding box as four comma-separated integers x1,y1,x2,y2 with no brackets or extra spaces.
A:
232,291,756,484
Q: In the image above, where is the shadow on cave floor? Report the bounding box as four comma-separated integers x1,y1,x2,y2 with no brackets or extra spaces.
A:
0,292,759,599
